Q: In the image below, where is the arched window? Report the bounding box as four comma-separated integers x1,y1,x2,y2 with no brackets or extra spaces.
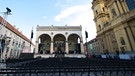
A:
111,8,117,17
126,0,135,11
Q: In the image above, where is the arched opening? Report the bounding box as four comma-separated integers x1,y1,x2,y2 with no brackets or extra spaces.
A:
53,34,66,53
38,34,51,54
68,34,81,54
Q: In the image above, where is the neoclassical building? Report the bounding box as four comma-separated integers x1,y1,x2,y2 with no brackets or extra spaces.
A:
91,0,135,54
35,25,84,55
85,38,100,55
0,16,35,59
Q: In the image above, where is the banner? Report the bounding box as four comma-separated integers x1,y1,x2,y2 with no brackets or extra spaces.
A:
85,31,88,38
31,29,33,39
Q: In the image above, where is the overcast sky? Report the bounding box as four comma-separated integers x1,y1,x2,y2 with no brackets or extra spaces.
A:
0,0,96,43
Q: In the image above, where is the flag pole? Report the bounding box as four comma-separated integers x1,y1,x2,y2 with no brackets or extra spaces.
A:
85,30,88,57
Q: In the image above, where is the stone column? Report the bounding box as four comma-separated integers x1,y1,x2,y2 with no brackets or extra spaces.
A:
108,33,113,52
123,27,132,51
17,49,21,58
80,41,84,53
65,41,69,54
117,0,124,14
108,8,113,20
50,41,53,53
35,40,39,54
7,48,11,58
125,25,135,50
123,0,129,12
106,34,110,52
104,34,108,50
114,1,120,16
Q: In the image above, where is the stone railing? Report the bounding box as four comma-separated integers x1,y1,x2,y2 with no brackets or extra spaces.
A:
37,26,82,31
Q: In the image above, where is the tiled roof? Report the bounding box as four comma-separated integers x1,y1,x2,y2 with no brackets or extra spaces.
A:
0,16,34,45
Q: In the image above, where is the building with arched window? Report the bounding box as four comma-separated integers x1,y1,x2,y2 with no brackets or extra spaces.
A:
0,16,35,59
91,0,135,55
34,25,84,57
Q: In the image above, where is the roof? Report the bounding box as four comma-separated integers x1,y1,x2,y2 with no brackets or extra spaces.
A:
0,16,34,46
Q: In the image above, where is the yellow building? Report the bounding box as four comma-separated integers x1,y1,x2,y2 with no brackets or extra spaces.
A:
91,0,135,54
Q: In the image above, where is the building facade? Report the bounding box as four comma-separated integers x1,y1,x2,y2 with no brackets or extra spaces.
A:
91,0,135,54
0,16,34,59
35,25,84,55
86,38,100,55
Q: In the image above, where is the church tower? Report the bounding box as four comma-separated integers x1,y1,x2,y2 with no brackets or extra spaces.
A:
91,0,119,54
92,0,109,32
92,0,135,55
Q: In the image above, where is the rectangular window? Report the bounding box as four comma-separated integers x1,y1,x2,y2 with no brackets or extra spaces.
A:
10,32,12,36
111,9,117,17
10,49,13,56
12,39,15,46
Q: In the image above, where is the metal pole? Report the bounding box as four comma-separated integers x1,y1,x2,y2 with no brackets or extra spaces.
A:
85,31,88,57
30,27,33,47
85,38,88,57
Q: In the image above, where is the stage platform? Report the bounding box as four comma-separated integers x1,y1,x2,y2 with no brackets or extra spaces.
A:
34,54,86,58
